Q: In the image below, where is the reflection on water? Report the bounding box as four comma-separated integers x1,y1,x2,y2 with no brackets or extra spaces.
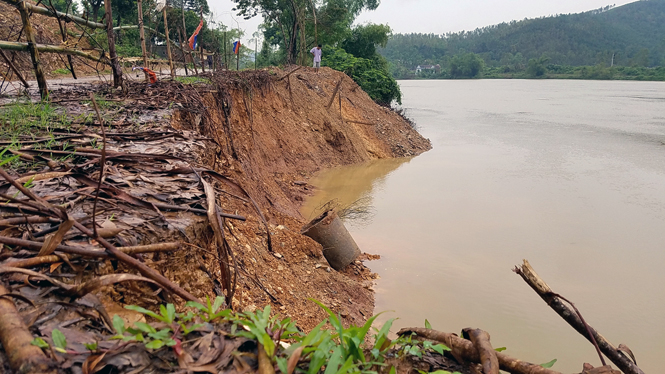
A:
303,79,665,373
301,157,413,226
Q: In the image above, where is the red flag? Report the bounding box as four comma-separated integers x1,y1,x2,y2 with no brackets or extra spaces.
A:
188,19,204,50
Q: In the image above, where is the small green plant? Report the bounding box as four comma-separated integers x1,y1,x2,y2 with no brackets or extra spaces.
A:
31,329,70,354
232,304,299,358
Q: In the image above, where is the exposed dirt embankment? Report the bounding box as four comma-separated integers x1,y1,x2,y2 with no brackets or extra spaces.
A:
170,67,431,328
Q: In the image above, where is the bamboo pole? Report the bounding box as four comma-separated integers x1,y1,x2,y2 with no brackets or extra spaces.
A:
178,26,189,75
104,0,122,88
18,0,47,99
0,0,105,29
199,8,205,73
181,2,198,75
0,41,108,64
162,8,175,78
137,0,149,82
0,49,28,88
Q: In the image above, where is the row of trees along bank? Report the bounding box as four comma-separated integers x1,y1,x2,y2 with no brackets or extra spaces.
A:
233,0,401,106
380,0,665,81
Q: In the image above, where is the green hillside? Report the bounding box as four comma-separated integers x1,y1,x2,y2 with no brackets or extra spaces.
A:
381,0,665,79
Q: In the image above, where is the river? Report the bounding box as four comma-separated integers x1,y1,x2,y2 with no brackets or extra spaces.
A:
301,79,665,373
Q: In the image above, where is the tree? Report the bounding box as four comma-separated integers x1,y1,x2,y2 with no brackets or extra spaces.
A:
47,0,79,14
232,0,380,64
449,53,484,78
323,48,400,105
341,23,390,59
526,56,549,77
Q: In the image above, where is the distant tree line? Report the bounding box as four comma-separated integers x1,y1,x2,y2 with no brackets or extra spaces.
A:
381,0,665,80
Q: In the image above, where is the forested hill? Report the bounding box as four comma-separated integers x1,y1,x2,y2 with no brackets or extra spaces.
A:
381,0,665,76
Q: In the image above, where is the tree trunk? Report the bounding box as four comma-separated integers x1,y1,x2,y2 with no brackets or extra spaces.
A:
18,0,47,99
137,0,148,81
104,0,122,88
163,8,175,78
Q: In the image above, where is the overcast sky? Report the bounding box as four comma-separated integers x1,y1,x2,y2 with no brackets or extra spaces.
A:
208,0,636,43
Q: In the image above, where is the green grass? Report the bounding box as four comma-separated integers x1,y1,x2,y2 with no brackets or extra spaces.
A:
174,76,211,85
0,101,71,139
51,68,71,75
0,101,75,170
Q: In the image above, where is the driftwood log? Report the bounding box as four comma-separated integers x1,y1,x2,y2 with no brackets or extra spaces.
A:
0,284,56,373
462,328,499,374
398,327,562,374
514,260,644,374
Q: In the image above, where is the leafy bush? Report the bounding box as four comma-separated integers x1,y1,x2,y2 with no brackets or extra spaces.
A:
324,48,402,106
449,53,484,79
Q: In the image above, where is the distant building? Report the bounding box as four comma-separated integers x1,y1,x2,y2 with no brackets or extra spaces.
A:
415,64,441,75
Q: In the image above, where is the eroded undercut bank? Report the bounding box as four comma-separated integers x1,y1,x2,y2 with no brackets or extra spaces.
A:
0,67,431,372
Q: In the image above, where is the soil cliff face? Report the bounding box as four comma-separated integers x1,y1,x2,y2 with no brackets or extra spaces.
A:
171,67,430,328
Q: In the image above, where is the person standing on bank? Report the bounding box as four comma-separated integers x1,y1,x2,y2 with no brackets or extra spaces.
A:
310,44,322,73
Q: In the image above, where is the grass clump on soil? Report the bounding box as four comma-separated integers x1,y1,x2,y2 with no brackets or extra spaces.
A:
30,296,462,374
52,68,71,75
0,101,71,139
175,76,212,85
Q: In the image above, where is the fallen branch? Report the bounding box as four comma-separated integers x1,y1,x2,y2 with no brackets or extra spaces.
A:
514,260,644,374
0,49,29,88
277,65,302,81
202,178,235,305
462,328,499,374
0,283,56,373
343,118,376,126
0,216,58,226
326,78,343,110
72,220,200,303
0,41,108,65
0,236,180,258
397,327,561,374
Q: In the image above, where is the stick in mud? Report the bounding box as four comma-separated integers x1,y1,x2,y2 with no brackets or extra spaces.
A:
397,327,562,374
514,260,645,374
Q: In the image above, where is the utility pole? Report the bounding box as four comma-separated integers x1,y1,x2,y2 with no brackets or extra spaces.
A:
137,0,148,82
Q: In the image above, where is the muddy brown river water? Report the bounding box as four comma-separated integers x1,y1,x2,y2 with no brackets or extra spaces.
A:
302,79,665,373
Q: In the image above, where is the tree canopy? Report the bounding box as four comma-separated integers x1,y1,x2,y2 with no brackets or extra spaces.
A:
381,0,665,79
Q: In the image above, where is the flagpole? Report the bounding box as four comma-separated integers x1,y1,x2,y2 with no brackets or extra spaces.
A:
237,42,240,71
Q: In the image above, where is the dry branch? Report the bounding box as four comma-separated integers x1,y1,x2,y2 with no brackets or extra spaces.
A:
462,328,499,374
326,78,343,109
0,41,108,65
514,260,645,374
0,283,56,373
277,65,302,81
343,118,376,126
0,49,29,88
0,236,181,258
397,327,562,374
